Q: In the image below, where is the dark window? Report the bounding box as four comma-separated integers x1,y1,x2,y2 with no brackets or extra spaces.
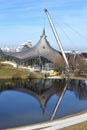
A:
43,46,45,49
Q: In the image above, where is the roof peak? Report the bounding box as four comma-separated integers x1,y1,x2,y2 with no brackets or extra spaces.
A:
40,28,47,38
42,28,45,35
41,28,47,36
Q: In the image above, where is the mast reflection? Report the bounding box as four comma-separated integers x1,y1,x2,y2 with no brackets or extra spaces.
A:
50,78,70,120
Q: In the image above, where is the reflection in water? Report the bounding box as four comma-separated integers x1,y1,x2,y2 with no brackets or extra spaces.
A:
0,79,87,101
0,79,67,112
0,79,87,129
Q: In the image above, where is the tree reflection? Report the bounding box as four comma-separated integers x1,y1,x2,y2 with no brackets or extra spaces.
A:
68,80,87,100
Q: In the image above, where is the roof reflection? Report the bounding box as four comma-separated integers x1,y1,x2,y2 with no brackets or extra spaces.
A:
0,79,87,112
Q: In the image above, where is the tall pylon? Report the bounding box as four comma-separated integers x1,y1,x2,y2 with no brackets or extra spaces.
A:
44,9,70,75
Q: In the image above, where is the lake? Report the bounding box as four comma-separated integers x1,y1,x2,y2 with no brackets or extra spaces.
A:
0,79,87,129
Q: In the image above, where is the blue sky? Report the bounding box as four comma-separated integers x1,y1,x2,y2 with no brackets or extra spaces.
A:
0,0,87,51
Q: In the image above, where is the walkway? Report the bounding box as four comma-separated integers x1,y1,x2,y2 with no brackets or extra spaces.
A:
6,112,87,130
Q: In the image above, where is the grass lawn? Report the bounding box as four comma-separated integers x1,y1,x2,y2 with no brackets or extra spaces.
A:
61,121,87,130
0,64,29,79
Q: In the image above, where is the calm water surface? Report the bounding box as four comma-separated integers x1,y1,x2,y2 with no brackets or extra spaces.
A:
0,79,87,129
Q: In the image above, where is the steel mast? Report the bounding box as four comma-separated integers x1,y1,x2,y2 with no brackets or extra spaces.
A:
44,9,69,71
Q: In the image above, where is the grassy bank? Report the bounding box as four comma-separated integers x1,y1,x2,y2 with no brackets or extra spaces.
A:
0,64,29,79
0,64,87,80
61,121,87,130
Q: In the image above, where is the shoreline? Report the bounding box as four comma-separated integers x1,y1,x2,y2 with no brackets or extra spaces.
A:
0,76,87,80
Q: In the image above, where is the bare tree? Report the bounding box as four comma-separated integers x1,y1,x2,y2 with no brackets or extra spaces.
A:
53,56,66,73
68,53,87,75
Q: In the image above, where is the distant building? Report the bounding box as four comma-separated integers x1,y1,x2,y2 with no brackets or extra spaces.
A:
16,40,32,52
22,40,32,48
